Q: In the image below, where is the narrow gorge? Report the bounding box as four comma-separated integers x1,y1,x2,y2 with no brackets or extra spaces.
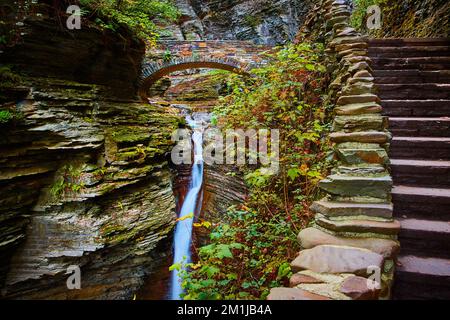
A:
0,0,449,302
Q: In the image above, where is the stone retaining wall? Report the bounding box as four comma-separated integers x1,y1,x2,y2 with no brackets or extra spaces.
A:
268,0,398,300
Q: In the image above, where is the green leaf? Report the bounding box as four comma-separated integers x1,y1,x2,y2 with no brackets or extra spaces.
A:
169,263,182,272
287,168,301,181
216,244,233,259
277,262,292,280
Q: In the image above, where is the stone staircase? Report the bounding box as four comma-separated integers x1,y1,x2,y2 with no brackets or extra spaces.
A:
368,38,450,300
268,0,400,301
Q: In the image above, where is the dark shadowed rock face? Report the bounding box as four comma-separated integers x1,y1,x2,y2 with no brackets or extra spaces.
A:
171,0,313,45
2,16,144,100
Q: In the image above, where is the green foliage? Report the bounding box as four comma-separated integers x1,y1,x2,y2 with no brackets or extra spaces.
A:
0,110,13,124
50,164,85,200
0,108,23,125
177,42,334,300
351,0,376,29
79,0,180,44
244,15,262,28
353,0,450,38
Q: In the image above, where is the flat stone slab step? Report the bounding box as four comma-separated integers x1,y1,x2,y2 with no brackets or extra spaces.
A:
381,99,450,117
389,117,450,138
390,137,450,160
371,57,450,70
369,46,450,58
394,255,450,300
373,70,450,84
368,38,450,47
391,159,450,188
319,174,392,200
393,185,450,202
291,245,384,276
311,200,393,218
377,84,450,100
298,227,399,258
267,287,331,300
392,185,450,220
399,218,450,242
398,219,450,259
316,215,400,235
395,255,450,286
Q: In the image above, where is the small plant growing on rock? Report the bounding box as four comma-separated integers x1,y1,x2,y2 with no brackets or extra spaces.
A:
50,164,85,200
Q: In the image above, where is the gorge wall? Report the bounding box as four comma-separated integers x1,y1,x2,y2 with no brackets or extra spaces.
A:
367,0,450,38
0,13,183,299
166,0,313,45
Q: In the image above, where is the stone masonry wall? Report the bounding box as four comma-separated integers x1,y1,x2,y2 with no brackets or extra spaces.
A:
268,0,399,300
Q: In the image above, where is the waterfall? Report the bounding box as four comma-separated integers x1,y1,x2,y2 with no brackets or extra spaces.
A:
169,115,204,300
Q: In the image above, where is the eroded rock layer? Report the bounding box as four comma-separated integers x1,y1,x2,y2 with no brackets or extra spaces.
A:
0,14,183,299
171,0,313,45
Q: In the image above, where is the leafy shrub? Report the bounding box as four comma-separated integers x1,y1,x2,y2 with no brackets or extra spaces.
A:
79,0,180,45
0,110,13,124
176,42,335,300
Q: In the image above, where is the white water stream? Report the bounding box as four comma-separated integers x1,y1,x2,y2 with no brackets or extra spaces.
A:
169,113,208,300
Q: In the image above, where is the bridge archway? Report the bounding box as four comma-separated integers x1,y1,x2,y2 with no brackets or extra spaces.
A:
138,57,252,100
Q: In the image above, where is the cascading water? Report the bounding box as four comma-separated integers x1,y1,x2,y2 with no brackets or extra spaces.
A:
169,114,205,300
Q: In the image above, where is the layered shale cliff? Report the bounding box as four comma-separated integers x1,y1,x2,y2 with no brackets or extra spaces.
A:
0,15,182,299
168,0,313,45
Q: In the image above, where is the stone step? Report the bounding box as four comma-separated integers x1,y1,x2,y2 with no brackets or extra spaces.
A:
319,174,392,200
267,287,331,300
373,70,450,84
392,185,450,221
298,227,400,258
290,245,384,276
369,46,450,58
316,215,400,236
311,200,393,219
391,159,450,188
368,38,450,47
390,137,450,160
371,57,450,70
377,84,450,100
381,100,450,117
397,219,450,259
393,255,450,300
389,117,450,137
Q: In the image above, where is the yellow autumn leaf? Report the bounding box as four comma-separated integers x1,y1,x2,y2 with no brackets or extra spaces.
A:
176,213,194,222
194,221,212,228
191,263,202,270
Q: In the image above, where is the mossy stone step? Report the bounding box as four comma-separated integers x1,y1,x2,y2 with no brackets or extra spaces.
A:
316,215,400,235
311,200,393,218
330,131,391,144
319,174,392,200
335,143,389,165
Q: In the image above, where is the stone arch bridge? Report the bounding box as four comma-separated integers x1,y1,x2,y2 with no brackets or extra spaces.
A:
138,40,273,99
